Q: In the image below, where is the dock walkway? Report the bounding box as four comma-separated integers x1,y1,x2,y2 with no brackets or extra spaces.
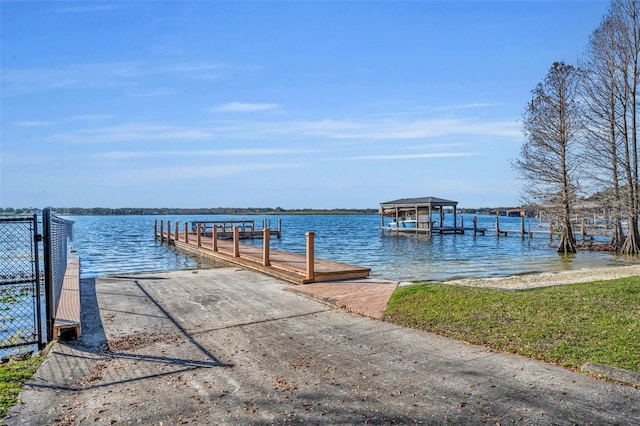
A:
156,222,370,285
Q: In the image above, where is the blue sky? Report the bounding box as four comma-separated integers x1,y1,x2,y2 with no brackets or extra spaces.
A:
1,1,609,209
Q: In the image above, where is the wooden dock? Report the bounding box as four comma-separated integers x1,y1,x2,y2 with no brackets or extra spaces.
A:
53,254,81,340
155,220,370,285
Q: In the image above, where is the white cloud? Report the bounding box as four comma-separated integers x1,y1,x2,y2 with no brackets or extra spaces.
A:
67,114,113,122
349,152,478,160
125,89,180,97
1,61,226,95
128,163,302,181
52,124,214,144
94,148,316,160
56,4,124,13
434,103,496,111
15,120,52,127
210,102,279,113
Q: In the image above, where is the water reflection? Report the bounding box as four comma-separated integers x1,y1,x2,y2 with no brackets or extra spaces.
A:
66,214,635,282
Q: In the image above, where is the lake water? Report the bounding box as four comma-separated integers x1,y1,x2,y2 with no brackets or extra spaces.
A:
66,214,636,282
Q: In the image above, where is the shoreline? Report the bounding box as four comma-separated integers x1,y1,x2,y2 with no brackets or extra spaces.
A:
419,264,640,290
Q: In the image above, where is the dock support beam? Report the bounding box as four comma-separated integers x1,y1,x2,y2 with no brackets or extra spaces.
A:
197,223,202,247
167,221,172,242
176,221,180,242
160,221,164,242
184,223,189,244
212,226,218,251
306,232,315,282
154,220,158,241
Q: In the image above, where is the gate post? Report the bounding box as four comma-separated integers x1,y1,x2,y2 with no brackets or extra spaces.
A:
42,208,55,343
32,214,44,348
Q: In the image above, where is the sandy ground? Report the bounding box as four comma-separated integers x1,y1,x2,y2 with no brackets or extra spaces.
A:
408,264,640,290
399,265,640,290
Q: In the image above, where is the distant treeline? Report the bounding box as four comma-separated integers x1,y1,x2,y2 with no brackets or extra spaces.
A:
0,207,379,216
1,206,519,216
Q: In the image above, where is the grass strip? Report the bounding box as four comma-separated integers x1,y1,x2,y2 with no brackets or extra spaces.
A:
384,276,640,373
0,354,45,422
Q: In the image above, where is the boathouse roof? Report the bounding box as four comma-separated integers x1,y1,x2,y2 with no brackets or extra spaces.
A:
379,197,458,209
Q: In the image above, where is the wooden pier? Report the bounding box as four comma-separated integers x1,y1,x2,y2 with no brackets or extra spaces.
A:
53,254,81,340
154,220,370,285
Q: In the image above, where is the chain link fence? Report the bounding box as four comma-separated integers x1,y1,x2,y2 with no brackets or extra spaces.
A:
43,210,74,340
0,216,42,352
1,209,74,356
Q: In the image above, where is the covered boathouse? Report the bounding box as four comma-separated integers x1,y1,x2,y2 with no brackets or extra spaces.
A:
379,196,463,234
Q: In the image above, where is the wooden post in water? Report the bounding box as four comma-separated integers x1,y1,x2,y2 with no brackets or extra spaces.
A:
159,220,164,242
549,219,553,243
263,228,271,266
167,221,172,242
520,216,525,239
473,216,477,236
176,221,180,242
212,226,218,251
154,220,158,240
306,232,315,282
184,223,189,244
581,218,586,243
197,222,202,247
278,218,282,239
495,216,500,238
233,226,240,257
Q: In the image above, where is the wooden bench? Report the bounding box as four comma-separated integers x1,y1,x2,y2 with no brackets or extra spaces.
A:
53,255,81,340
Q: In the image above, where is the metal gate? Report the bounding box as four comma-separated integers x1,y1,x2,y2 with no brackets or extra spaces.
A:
0,215,43,351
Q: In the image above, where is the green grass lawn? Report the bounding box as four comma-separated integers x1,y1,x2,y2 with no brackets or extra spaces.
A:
0,354,45,422
384,276,640,373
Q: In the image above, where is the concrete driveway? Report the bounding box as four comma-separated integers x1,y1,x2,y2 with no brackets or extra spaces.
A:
6,267,640,425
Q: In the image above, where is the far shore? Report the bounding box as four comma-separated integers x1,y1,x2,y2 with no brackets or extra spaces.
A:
412,264,640,290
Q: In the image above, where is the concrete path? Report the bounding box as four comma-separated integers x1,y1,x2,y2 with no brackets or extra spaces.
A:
7,268,640,425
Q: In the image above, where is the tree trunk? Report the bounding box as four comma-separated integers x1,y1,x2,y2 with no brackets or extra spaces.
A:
557,217,577,254
621,216,640,254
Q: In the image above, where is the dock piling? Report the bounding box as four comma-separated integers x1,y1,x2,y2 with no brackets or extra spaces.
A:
184,223,189,244
233,226,240,257
263,228,270,266
160,221,164,243
306,232,315,281
197,223,202,247
176,221,180,242
212,226,218,251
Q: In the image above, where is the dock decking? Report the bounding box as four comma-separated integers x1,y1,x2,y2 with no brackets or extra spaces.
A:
155,221,370,285
53,255,81,340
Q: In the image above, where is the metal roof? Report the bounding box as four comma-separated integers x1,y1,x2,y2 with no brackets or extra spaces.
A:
379,197,458,208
